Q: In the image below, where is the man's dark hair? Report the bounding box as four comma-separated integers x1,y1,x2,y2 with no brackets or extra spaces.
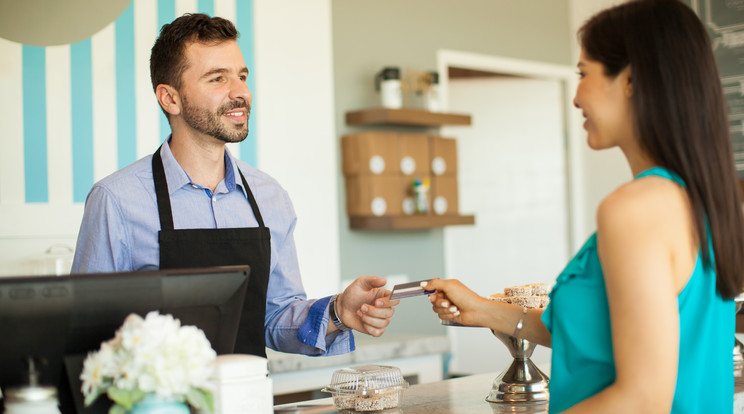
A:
150,13,239,93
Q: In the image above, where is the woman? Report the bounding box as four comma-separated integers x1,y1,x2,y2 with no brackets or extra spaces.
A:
424,1,744,412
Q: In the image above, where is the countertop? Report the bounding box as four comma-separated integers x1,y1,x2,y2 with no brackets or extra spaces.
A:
273,372,544,414
267,333,450,374
274,366,744,413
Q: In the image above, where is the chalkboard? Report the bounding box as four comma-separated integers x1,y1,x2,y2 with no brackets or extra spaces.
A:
685,0,744,175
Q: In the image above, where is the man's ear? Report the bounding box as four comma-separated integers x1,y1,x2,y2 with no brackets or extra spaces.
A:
155,84,181,116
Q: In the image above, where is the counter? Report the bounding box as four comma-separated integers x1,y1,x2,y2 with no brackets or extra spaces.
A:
274,367,744,413
268,334,450,396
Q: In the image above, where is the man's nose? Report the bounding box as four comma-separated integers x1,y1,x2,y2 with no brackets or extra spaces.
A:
230,78,252,105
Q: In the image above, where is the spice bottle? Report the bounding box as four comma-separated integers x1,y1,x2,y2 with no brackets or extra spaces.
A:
413,178,429,214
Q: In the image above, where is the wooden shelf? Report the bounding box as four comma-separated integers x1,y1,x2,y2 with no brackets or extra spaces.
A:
349,214,475,230
346,108,472,127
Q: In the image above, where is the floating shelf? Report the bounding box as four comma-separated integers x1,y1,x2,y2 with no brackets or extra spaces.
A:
349,214,475,230
346,108,472,127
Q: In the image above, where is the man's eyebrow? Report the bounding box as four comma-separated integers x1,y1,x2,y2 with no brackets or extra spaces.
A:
200,67,249,79
200,68,228,79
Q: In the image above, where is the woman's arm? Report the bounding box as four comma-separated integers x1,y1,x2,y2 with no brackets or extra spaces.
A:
423,279,552,347
561,181,681,413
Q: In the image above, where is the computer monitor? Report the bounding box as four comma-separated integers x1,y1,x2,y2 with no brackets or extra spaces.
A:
0,265,250,414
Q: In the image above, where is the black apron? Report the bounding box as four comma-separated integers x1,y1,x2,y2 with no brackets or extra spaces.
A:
152,147,271,357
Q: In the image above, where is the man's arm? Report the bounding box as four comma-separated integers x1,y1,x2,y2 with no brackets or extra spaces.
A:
71,185,133,273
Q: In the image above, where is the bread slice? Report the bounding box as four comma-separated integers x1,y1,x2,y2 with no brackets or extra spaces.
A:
504,285,532,297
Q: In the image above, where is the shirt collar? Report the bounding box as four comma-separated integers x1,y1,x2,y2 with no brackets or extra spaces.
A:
160,138,244,197
223,147,239,193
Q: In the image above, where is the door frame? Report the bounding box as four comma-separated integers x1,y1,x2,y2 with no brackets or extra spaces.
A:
437,49,584,257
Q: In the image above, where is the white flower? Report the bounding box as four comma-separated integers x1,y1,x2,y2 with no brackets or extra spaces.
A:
79,311,217,409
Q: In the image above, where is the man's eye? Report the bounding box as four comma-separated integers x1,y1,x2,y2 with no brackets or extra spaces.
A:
211,76,223,82
239,75,247,82
576,71,585,79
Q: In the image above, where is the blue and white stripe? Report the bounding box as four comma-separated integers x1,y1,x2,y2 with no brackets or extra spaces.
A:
0,0,256,208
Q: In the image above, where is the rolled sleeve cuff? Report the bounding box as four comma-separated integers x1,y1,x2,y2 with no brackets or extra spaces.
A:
297,295,356,355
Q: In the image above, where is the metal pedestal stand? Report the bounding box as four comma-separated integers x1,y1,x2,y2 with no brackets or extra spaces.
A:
734,338,743,378
735,295,744,377
486,331,549,409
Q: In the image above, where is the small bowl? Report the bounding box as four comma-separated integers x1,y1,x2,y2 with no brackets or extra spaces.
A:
321,364,408,411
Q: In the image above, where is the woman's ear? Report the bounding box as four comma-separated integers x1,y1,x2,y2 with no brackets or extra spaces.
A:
622,66,632,98
155,84,181,116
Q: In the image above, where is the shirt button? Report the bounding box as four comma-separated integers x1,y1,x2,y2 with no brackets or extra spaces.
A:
191,184,198,189
212,197,216,203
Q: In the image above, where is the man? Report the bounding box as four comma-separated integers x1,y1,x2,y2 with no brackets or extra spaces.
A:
72,13,397,357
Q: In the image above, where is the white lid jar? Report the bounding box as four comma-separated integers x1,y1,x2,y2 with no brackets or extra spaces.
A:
3,386,61,414
203,355,273,414
375,67,403,109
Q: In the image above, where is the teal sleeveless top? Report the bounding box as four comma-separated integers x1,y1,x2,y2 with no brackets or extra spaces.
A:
541,167,734,413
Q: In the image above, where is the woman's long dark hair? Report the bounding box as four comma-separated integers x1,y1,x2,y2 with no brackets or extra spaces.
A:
580,0,744,299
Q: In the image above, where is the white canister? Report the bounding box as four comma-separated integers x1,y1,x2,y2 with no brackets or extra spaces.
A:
30,244,74,275
204,354,273,414
375,67,402,109
3,386,61,414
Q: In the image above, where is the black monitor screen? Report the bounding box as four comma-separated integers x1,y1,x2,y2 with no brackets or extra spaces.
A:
0,265,250,414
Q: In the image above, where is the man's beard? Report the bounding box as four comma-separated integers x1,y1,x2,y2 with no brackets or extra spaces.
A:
181,96,250,143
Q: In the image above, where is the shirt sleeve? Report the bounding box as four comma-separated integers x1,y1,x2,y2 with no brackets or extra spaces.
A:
262,187,355,356
71,185,132,273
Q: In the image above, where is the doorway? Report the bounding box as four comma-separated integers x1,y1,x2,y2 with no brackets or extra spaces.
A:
438,50,582,375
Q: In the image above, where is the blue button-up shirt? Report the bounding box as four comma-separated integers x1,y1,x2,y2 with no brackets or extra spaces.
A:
72,140,353,355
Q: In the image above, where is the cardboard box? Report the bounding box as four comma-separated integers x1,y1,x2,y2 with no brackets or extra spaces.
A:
398,134,430,176
431,175,459,215
429,136,457,176
341,132,399,176
400,175,431,216
345,175,402,216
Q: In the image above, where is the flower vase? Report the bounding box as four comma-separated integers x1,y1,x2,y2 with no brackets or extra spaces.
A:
128,394,190,414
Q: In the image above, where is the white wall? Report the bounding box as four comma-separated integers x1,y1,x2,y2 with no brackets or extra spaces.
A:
253,0,340,298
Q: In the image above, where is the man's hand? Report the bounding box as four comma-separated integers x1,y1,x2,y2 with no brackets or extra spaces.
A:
336,276,400,337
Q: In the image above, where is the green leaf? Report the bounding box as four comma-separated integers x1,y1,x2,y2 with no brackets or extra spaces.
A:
107,388,146,410
186,388,214,413
108,404,127,414
84,379,114,407
83,387,106,407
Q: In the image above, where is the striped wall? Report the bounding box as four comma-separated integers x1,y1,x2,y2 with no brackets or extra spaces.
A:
0,0,256,238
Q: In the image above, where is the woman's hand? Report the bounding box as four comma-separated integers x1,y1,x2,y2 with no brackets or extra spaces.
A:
422,278,490,327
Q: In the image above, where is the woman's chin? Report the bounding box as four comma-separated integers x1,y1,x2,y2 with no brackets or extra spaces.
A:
586,134,610,151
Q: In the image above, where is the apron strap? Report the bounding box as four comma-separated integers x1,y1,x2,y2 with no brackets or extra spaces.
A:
237,169,266,228
152,146,175,231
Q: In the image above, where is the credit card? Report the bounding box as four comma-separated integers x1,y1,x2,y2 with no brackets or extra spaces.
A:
389,279,434,300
